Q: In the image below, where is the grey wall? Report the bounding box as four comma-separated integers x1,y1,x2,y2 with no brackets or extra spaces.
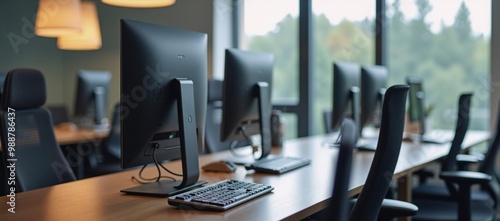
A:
0,0,228,118
0,0,66,103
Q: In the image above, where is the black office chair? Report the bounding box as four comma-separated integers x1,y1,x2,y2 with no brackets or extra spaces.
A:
349,85,417,221
204,79,250,153
413,94,498,202
0,69,76,192
323,118,357,221
412,94,498,221
86,103,122,177
412,93,473,185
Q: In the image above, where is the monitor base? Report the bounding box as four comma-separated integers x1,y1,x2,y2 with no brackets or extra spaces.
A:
121,180,208,197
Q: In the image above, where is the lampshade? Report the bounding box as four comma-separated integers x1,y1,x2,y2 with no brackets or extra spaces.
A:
57,2,102,50
101,0,175,8
35,0,82,37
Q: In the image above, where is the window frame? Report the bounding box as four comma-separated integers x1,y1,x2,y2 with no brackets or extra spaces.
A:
233,0,495,137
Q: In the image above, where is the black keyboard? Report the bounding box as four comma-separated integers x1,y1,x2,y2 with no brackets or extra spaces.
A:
167,180,274,210
246,156,311,174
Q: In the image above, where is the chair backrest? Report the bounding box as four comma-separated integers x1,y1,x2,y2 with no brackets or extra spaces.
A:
101,103,120,160
325,118,357,221
440,93,473,172
349,85,408,221
0,69,76,192
204,79,249,153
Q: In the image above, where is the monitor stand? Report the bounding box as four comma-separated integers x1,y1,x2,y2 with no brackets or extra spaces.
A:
329,87,364,149
356,89,385,151
93,87,108,131
256,82,272,159
121,78,207,197
416,91,427,137
222,82,273,165
350,86,361,139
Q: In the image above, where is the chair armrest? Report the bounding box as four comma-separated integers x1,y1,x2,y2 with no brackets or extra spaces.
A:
378,199,418,220
350,198,418,220
439,171,492,221
456,154,482,170
456,154,481,164
470,152,485,161
440,171,491,185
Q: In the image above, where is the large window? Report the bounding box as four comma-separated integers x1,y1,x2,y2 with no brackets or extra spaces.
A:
237,0,491,138
312,0,376,134
240,0,299,138
386,0,491,130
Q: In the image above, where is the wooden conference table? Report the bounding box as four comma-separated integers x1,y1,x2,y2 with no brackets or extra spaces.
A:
54,127,108,146
0,130,489,221
0,127,107,149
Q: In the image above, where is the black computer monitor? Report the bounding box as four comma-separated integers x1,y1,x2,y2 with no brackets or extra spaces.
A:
332,62,361,136
221,49,274,160
74,70,111,130
360,65,387,131
120,19,208,197
406,76,426,135
406,76,452,144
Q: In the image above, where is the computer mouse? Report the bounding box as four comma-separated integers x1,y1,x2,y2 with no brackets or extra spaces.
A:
202,161,237,173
